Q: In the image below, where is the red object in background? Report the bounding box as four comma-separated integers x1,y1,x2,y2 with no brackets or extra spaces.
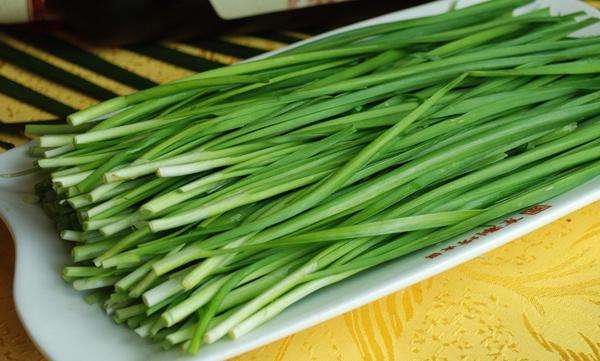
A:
0,0,427,45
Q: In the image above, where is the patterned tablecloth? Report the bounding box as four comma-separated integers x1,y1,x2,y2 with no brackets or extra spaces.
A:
1,4,600,360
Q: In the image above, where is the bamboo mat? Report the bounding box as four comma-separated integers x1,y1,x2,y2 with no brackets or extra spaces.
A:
1,5,600,361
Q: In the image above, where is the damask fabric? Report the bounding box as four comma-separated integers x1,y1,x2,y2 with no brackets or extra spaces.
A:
0,5,599,360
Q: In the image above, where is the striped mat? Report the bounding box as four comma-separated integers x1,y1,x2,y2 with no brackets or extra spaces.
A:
0,27,315,150
0,1,598,151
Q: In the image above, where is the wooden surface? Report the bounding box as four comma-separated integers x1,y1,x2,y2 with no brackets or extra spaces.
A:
2,201,599,360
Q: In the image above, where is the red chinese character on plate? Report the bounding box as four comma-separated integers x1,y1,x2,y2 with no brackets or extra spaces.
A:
426,252,442,259
503,217,524,225
441,245,456,252
458,236,478,246
520,204,551,215
477,225,503,236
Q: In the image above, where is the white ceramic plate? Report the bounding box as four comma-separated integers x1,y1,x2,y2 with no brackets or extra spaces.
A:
2,1,600,360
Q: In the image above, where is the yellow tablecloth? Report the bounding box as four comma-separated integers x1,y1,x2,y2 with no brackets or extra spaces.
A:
0,5,599,359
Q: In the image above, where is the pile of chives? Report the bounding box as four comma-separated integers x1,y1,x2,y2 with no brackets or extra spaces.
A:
25,0,600,354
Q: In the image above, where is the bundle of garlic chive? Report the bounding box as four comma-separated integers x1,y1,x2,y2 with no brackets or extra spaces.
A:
27,0,600,354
